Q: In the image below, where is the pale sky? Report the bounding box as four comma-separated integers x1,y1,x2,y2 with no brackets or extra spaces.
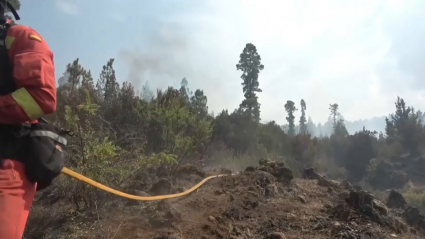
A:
20,0,425,124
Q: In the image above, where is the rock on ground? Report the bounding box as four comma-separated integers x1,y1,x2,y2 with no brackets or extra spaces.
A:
264,232,286,239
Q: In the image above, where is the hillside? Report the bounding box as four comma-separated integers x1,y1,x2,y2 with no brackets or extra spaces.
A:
25,161,424,239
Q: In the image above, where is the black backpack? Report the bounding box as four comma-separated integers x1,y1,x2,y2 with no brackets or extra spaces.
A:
0,22,17,95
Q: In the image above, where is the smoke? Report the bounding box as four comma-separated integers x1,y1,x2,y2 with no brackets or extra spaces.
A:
118,21,190,92
117,15,244,116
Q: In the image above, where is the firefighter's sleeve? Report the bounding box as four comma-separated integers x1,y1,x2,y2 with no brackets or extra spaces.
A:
0,25,56,124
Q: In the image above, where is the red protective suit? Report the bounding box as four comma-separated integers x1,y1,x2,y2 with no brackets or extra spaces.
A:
0,25,56,238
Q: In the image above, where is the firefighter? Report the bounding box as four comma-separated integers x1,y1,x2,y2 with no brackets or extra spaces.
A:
0,1,56,238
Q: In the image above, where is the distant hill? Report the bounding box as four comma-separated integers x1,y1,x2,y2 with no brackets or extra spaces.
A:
281,115,389,137
280,112,425,137
344,116,388,135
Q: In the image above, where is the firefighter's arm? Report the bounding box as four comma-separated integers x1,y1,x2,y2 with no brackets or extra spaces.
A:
0,25,56,124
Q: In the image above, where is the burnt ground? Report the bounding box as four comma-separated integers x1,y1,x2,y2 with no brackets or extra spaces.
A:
25,166,423,239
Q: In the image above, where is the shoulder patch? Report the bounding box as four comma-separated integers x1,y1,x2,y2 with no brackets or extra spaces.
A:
29,34,41,42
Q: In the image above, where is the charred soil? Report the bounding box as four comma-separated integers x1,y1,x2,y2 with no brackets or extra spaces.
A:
25,164,422,239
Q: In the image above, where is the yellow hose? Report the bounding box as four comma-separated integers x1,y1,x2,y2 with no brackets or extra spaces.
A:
61,167,229,201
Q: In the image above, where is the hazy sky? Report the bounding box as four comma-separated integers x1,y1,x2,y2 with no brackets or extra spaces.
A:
18,0,425,124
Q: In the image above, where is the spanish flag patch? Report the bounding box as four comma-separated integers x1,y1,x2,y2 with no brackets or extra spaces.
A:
29,34,41,42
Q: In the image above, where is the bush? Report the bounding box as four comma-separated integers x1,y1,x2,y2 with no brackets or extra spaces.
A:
403,190,425,212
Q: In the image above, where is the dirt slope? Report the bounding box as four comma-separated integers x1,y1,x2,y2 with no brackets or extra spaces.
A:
112,174,419,239
25,164,423,239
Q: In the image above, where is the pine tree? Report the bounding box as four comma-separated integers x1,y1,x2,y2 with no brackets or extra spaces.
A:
81,70,94,90
329,103,339,128
179,77,193,102
96,59,119,110
285,100,297,136
386,96,424,154
191,89,208,116
66,58,86,100
299,99,307,134
236,43,264,122
329,103,348,136
306,116,316,136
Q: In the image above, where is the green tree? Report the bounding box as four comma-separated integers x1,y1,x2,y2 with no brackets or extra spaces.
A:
329,103,348,136
66,58,86,102
328,103,349,168
97,59,119,103
306,116,316,136
95,59,121,134
212,109,258,153
299,99,307,134
236,43,264,122
81,70,94,90
329,103,339,128
335,118,348,137
285,100,297,136
191,89,208,117
385,96,424,155
258,120,289,155
153,87,213,161
179,77,192,102
345,127,377,182
385,117,396,139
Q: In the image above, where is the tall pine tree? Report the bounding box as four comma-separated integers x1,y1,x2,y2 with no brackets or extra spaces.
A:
236,43,264,122
285,100,297,136
329,103,339,128
329,103,348,136
299,99,307,134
